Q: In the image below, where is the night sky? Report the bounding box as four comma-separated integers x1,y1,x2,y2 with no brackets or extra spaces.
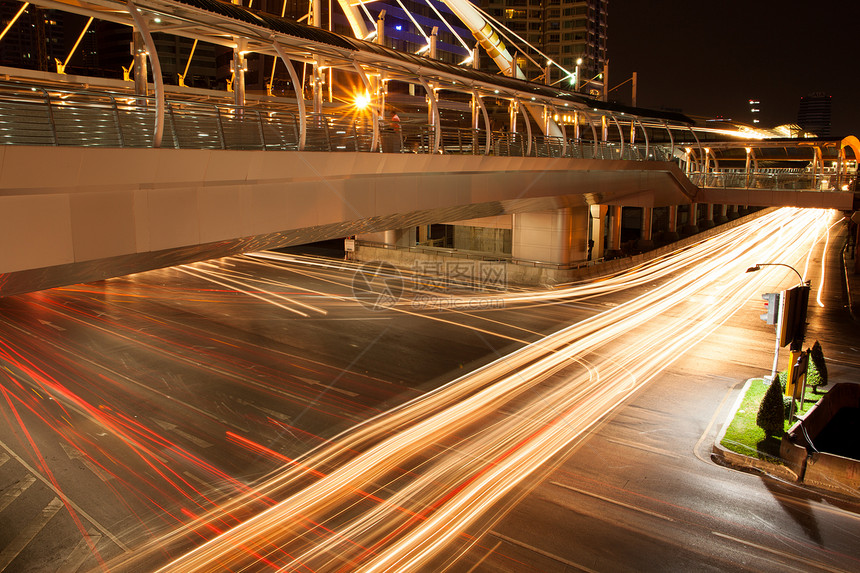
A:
607,1,860,137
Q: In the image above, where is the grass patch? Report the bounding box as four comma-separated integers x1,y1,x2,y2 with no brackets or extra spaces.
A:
720,363,824,463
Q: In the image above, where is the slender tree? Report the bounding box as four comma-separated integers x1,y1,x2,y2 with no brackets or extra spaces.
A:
757,379,785,437
809,340,828,391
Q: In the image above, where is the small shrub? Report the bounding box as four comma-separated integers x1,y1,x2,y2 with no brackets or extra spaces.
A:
782,395,792,420
757,378,786,437
809,341,828,390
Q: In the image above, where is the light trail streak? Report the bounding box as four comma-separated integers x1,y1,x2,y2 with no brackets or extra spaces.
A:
140,208,837,572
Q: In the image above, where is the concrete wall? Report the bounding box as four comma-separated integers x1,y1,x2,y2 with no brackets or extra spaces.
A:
512,207,589,264
452,226,511,254
783,383,860,495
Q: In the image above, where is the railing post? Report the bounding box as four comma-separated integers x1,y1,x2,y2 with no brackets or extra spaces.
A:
352,120,359,152
323,116,332,152
167,102,179,148
127,0,164,148
214,105,226,149
41,88,58,146
291,113,300,150
256,109,266,149
110,94,125,147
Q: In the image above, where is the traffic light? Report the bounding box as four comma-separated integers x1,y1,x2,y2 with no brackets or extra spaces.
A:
760,292,779,325
779,284,810,349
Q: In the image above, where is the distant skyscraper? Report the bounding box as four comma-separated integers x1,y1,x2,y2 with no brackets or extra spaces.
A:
797,92,832,137
479,0,607,90
748,98,760,125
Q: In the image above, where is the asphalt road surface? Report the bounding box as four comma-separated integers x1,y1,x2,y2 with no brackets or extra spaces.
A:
0,207,858,572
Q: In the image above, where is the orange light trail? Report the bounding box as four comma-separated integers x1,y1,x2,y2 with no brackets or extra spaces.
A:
146,208,837,572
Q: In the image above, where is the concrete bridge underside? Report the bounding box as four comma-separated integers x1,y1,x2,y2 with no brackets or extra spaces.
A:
0,146,850,297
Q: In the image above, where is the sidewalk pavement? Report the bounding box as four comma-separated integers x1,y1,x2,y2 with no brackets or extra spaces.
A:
843,221,859,322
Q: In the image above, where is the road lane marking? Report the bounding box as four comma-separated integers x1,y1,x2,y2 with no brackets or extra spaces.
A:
0,453,8,468
235,397,290,422
550,481,675,522
0,475,36,513
151,418,213,449
60,443,114,483
296,376,359,397
0,438,129,552
465,540,502,573
0,497,63,571
603,437,681,459
711,531,851,573
490,531,601,572
56,529,101,573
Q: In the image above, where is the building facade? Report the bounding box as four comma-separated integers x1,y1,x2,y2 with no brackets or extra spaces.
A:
478,0,607,90
797,92,832,137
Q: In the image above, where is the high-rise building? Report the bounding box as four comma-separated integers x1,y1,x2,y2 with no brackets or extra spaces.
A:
797,92,831,137
478,0,607,91
0,4,65,72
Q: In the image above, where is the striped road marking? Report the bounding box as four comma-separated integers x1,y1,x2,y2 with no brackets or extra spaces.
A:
0,497,63,571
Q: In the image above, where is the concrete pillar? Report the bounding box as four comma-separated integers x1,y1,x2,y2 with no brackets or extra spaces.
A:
682,202,699,236
664,205,680,242
726,204,738,220
606,205,623,258
512,207,589,265
638,207,654,250
417,225,430,244
700,203,715,230
714,203,728,225
356,228,414,247
589,205,607,261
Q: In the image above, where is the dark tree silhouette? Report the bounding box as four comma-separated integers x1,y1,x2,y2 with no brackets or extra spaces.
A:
757,379,785,437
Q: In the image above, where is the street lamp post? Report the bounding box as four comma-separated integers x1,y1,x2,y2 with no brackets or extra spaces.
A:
746,262,811,419
745,263,804,287
573,58,582,91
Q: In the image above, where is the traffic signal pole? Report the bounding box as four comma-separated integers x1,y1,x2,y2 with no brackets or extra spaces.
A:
770,296,782,382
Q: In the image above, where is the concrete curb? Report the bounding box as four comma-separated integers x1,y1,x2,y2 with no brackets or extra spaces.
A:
711,378,800,482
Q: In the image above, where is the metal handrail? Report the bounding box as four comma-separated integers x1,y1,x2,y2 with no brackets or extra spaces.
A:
1,80,850,196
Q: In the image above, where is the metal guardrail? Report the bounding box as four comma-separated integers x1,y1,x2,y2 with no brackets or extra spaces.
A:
0,81,674,161
0,81,853,195
688,171,857,192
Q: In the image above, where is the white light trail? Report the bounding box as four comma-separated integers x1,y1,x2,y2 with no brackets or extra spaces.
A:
127,208,834,572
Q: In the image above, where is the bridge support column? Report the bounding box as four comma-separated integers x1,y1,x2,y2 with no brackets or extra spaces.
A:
589,205,607,261
714,204,728,225
512,207,589,266
356,228,415,248
700,203,715,230
665,205,680,242
606,205,623,258
682,202,699,236
638,207,653,250
726,204,739,220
